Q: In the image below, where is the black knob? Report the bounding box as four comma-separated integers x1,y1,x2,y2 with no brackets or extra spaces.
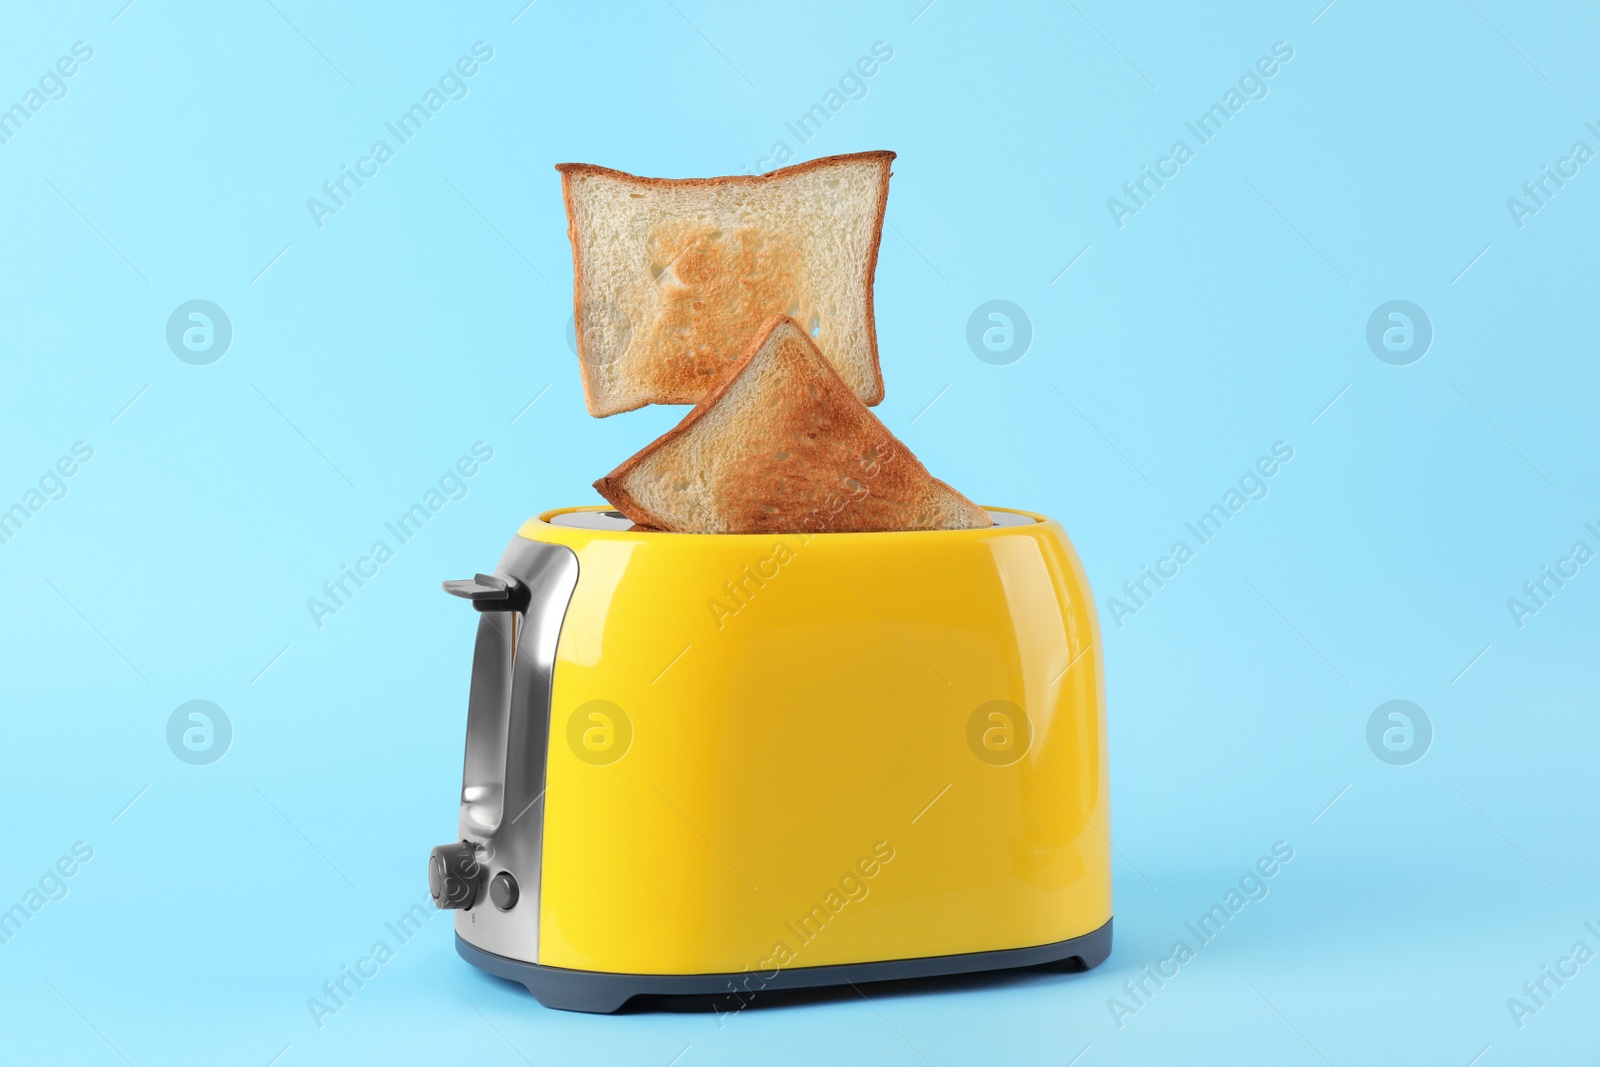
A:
429,842,484,909
489,871,519,911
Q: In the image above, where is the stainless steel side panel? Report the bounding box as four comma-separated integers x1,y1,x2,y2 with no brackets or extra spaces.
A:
454,536,578,964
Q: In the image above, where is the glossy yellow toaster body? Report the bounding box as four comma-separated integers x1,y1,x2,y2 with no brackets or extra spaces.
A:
430,506,1111,1012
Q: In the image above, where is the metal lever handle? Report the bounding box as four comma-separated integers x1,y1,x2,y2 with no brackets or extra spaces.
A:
443,574,529,612
444,573,510,600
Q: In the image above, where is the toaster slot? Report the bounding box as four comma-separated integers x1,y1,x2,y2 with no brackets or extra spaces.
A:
459,610,516,836
437,536,577,964
447,551,572,839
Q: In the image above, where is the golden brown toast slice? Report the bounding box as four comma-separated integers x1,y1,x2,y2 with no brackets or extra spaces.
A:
557,152,893,417
594,316,990,534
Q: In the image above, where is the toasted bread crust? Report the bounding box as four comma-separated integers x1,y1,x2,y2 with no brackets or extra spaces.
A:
594,315,988,534
554,149,895,189
557,152,894,417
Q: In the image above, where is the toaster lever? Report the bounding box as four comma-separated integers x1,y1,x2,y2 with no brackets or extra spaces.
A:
442,573,530,613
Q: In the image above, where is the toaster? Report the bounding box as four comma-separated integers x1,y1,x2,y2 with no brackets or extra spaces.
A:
428,505,1111,1012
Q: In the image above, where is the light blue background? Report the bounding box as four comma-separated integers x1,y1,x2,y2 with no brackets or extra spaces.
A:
3,1,1597,1064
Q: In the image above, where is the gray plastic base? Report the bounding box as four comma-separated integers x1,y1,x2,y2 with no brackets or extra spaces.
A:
456,918,1112,1014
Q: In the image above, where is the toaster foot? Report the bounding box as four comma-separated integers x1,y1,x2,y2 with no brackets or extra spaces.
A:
455,919,1111,1014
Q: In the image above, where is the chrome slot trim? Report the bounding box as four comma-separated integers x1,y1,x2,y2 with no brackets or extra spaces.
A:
456,536,578,966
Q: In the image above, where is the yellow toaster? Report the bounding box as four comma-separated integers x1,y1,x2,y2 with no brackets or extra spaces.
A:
428,505,1111,1012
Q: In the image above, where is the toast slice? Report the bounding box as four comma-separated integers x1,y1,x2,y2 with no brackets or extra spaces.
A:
594,316,990,534
557,152,893,417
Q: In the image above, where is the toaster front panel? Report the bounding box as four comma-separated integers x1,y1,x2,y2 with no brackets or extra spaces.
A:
450,535,578,965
